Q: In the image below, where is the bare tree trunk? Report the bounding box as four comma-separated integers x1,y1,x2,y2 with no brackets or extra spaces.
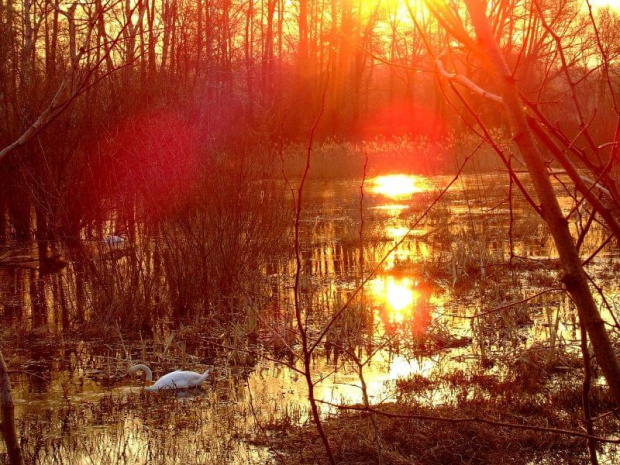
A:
147,0,156,77
67,4,77,66
263,0,275,102
96,0,114,74
21,0,35,107
0,350,24,465
277,0,283,61
464,0,620,406
0,197,6,244
298,0,308,76
580,324,599,465
196,0,203,78
244,0,254,116
44,0,58,79
161,0,170,71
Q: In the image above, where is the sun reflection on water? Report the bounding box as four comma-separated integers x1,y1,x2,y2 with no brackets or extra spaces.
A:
371,204,409,211
386,225,410,238
386,278,418,322
370,276,421,324
369,174,431,198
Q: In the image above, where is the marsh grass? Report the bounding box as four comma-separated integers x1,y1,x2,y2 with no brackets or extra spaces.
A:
8,148,293,340
261,355,618,465
259,402,592,464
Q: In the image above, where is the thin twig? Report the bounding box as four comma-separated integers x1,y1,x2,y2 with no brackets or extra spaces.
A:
292,71,335,465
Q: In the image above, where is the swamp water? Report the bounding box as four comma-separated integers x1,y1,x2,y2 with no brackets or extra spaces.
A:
1,173,615,464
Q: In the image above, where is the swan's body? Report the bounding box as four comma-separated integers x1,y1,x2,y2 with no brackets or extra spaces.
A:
103,235,124,246
128,364,211,391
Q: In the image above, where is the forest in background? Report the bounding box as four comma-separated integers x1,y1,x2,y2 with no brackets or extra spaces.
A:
1,0,620,244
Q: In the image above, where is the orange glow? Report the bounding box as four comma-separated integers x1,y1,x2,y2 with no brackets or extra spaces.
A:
360,101,448,138
370,175,430,198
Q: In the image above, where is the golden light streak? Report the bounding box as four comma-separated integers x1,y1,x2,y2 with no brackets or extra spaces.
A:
371,204,409,211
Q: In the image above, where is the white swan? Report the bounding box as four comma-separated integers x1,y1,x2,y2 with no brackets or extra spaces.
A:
103,235,125,246
128,364,212,391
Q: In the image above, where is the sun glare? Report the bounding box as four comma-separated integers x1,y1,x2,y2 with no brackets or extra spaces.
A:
369,175,430,199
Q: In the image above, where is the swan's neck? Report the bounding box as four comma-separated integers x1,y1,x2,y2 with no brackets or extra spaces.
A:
128,364,153,382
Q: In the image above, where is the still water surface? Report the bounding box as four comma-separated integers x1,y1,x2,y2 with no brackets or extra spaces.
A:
0,172,602,463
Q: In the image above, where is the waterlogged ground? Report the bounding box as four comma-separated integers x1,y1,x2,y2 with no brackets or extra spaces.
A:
1,172,619,463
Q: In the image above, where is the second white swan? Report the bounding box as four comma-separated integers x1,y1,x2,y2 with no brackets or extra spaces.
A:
128,364,212,391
